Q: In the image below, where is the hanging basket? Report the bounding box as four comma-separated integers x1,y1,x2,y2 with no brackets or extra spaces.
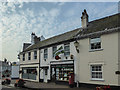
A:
55,55,61,60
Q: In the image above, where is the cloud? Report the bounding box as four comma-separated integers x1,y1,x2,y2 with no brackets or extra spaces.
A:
1,2,61,61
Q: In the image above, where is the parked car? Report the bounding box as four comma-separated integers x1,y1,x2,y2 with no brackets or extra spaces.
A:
1,78,11,85
14,79,25,87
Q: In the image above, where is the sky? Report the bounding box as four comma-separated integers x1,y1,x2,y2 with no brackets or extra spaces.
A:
0,1,119,62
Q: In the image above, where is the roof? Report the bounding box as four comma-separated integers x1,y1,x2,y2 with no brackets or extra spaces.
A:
23,28,80,52
85,13,119,34
21,13,120,53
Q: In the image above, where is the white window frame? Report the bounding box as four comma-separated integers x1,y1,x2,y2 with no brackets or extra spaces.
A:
52,46,57,57
34,51,37,59
90,37,101,51
64,43,70,56
28,52,31,60
23,54,25,61
90,64,104,81
44,48,48,59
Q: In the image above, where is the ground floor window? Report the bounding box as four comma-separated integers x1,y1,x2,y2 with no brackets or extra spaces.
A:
91,65,103,80
22,67,37,80
51,64,74,81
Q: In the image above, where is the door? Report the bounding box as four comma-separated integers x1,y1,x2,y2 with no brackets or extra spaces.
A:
43,69,48,83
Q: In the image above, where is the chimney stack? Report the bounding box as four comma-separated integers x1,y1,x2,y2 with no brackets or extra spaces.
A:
81,9,89,28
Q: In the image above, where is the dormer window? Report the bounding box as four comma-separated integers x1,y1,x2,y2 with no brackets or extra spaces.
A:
90,37,101,50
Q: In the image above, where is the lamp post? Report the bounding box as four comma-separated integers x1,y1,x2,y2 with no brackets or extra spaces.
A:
74,41,79,53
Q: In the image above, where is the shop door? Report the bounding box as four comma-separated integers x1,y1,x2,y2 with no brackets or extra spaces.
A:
43,69,48,83
51,68,55,81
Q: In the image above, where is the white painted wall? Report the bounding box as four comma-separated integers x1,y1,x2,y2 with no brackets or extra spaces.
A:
40,43,77,82
11,66,19,78
77,32,119,86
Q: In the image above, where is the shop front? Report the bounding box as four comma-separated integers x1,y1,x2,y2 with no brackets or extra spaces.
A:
22,67,37,80
50,60,74,83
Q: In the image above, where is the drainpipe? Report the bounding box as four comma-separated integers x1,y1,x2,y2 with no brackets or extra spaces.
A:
39,48,41,82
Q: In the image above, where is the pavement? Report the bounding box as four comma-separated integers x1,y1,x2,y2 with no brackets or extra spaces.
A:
2,79,94,90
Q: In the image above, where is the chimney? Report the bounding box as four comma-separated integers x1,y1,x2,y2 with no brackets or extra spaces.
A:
81,9,89,28
31,32,35,45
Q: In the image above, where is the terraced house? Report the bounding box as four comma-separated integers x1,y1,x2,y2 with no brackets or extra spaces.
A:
19,10,120,87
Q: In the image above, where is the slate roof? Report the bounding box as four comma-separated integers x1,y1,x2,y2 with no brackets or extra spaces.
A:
83,13,119,34
23,28,80,52
21,13,120,53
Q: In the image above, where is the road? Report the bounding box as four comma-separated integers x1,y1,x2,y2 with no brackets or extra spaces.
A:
1,85,30,90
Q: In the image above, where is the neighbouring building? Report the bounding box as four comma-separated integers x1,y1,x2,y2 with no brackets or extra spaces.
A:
0,60,11,79
19,9,120,87
11,62,20,79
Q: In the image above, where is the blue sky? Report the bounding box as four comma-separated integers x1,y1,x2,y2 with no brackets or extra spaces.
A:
0,1,119,62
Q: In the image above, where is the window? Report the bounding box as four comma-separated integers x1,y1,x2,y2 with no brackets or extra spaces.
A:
23,54,25,61
28,52,31,60
44,49,48,59
91,65,103,80
34,51,37,59
52,46,57,57
64,43,70,56
90,37,101,50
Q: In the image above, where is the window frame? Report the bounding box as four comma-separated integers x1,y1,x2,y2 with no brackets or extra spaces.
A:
90,37,101,51
64,43,70,56
90,65,103,81
23,53,25,61
34,50,37,60
28,52,31,60
44,48,48,59
52,46,57,57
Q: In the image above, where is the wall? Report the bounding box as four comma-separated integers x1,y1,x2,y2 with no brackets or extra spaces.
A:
77,32,119,86
118,31,120,85
20,49,39,64
40,43,77,81
19,49,40,82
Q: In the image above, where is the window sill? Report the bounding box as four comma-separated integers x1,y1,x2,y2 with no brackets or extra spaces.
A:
90,78,104,81
89,48,103,52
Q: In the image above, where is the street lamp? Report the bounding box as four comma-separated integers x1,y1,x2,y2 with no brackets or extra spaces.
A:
74,41,79,53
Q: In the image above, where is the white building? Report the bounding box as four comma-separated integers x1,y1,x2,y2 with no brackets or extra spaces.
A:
19,10,120,87
11,62,20,79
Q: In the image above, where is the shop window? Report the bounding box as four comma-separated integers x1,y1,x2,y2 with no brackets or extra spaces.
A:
52,46,57,57
90,37,101,50
91,65,103,80
55,65,74,81
28,52,31,60
22,67,37,80
23,54,25,61
64,43,70,56
44,49,48,59
34,51,37,59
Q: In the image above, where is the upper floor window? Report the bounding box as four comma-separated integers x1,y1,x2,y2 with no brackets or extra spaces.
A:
28,52,31,60
52,46,57,57
44,48,48,59
23,54,25,61
64,43,70,56
90,37,101,50
34,51,37,59
91,65,103,80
